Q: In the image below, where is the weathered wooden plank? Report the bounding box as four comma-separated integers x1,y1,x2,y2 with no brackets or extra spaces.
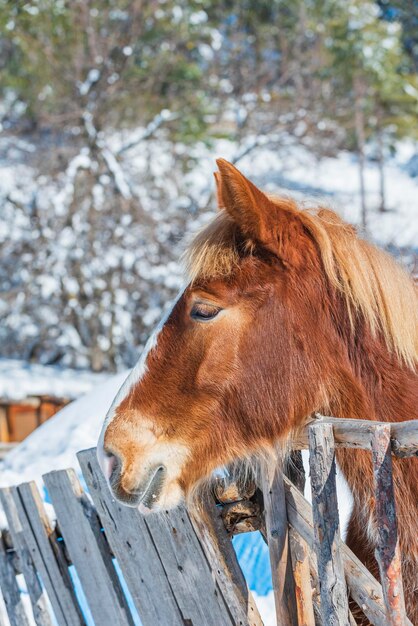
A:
190,497,264,626
302,534,358,626
77,448,185,626
308,423,350,626
283,473,414,626
371,424,406,625
79,450,242,625
307,547,324,626
145,504,235,626
288,527,315,626
0,488,53,626
16,481,84,626
261,463,298,626
293,416,418,457
390,420,418,458
0,529,30,626
43,469,134,626
286,446,313,625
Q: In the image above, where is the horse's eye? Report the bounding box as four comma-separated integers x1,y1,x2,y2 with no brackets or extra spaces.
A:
191,303,221,321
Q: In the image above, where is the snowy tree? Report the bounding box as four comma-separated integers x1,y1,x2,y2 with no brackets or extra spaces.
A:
0,0,416,370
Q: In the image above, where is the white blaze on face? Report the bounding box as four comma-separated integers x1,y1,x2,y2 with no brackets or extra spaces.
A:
97,289,185,480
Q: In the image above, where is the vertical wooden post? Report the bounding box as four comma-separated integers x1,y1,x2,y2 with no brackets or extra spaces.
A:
16,482,84,626
289,527,315,626
371,424,406,626
0,530,30,626
0,488,53,626
43,469,134,626
261,462,298,626
190,499,264,626
286,449,314,625
308,423,350,626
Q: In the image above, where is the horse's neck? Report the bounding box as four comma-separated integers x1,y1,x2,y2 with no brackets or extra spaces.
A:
326,335,418,423
329,332,418,567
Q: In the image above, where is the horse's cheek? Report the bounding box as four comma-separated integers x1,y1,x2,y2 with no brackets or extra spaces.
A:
194,329,241,391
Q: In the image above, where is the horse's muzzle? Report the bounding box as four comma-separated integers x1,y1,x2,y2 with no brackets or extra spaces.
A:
109,459,167,510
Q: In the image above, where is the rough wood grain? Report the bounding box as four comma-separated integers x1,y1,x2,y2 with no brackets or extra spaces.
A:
288,527,315,626
16,481,84,626
43,469,134,626
0,529,30,626
306,549,323,626
300,533,358,626
190,497,264,626
293,417,418,457
77,448,185,626
308,423,350,626
0,488,53,626
283,474,413,626
145,503,235,625
371,424,406,625
261,463,298,626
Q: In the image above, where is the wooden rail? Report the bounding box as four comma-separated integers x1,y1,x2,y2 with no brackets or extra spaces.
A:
294,416,418,457
220,417,417,626
0,416,416,625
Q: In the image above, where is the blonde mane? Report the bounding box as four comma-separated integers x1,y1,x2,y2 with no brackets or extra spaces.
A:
184,199,418,370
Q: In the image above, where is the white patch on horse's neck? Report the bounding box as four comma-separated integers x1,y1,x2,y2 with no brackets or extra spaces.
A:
97,288,185,477
102,288,185,429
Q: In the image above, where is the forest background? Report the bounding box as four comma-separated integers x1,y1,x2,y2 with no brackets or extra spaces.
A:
0,0,417,372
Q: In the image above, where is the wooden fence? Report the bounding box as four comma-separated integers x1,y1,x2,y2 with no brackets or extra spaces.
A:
0,395,69,444
0,415,417,626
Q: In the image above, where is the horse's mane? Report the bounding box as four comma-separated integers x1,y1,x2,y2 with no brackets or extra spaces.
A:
184,198,418,369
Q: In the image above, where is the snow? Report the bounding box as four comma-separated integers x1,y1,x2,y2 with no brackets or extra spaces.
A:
2,127,416,372
0,358,110,401
2,133,416,254
101,147,132,199
78,69,101,96
253,592,276,625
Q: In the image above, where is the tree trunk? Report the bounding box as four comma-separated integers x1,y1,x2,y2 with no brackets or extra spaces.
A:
353,76,367,232
376,124,386,213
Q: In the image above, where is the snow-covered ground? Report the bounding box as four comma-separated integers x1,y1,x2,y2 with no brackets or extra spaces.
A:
0,358,110,400
0,371,126,484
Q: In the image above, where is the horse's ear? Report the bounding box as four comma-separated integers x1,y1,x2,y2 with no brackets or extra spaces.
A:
213,171,224,210
215,158,276,245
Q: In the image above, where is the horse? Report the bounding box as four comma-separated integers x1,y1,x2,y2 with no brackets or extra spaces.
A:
97,158,418,623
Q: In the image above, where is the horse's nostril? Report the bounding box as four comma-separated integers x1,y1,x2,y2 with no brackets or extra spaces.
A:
102,450,121,482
